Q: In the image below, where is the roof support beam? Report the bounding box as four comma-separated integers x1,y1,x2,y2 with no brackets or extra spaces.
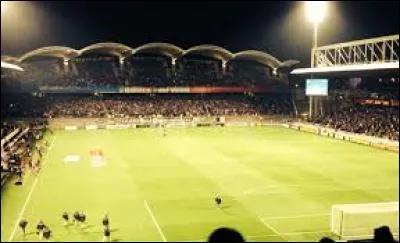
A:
311,35,399,68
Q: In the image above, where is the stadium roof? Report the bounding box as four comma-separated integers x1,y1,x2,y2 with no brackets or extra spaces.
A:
230,50,300,69
1,61,24,71
5,43,299,69
1,55,19,64
79,42,133,58
230,50,280,69
132,43,184,58
182,45,233,62
18,46,80,62
281,60,301,68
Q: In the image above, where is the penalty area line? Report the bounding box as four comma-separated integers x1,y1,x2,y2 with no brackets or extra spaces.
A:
8,136,56,242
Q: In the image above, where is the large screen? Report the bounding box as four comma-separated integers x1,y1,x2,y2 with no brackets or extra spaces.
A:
306,79,328,96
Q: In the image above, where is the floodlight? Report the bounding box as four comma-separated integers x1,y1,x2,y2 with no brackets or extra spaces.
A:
1,1,7,13
305,1,326,24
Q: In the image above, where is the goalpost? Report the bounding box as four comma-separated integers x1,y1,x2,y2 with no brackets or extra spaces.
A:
331,201,399,240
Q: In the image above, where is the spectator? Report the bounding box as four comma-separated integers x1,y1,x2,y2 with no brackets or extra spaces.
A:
208,227,245,243
319,237,335,242
373,226,397,243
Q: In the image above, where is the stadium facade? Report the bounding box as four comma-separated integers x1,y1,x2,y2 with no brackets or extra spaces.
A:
2,42,299,69
1,43,301,96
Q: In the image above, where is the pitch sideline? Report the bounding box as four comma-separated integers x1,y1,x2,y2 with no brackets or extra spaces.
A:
7,136,56,242
144,200,167,242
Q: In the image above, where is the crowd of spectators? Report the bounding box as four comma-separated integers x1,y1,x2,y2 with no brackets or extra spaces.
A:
311,103,399,141
46,95,294,118
325,77,399,100
124,56,170,87
71,57,122,88
1,94,294,119
358,77,399,99
1,95,47,118
174,58,221,86
1,120,47,186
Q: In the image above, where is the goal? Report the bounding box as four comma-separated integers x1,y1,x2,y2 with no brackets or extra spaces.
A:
331,201,399,240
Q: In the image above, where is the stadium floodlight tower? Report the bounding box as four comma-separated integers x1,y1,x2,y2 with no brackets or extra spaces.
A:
1,1,7,13
305,1,327,119
305,1,326,52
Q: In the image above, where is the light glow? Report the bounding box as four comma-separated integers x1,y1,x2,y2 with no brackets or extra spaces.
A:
305,1,327,24
1,1,7,13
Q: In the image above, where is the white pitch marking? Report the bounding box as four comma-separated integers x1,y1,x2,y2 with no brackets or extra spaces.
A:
8,136,56,242
144,200,167,242
246,230,333,238
7,177,38,242
262,213,330,220
258,217,282,238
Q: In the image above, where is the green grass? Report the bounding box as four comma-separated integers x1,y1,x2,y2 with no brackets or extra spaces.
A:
1,126,398,242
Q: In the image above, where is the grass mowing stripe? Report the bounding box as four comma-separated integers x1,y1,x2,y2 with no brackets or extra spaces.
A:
7,136,56,242
144,200,167,242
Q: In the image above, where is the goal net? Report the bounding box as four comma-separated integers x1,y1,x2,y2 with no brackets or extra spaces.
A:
331,201,399,240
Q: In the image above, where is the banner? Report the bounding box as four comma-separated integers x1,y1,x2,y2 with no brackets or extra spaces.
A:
39,86,93,93
38,86,275,94
124,87,153,93
155,87,191,93
85,125,98,130
189,86,270,93
94,87,124,93
105,124,131,129
65,126,77,131
354,98,399,107
39,86,123,93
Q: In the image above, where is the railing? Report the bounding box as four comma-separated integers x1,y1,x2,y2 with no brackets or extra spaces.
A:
1,128,20,147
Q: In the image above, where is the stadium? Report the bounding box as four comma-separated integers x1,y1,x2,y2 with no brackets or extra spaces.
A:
1,1,399,242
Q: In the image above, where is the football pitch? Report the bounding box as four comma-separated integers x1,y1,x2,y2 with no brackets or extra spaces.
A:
1,126,398,242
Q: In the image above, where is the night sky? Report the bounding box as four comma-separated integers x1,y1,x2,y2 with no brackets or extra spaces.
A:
1,1,399,67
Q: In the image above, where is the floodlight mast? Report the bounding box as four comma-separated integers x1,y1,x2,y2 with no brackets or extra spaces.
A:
305,1,326,66
1,1,7,13
305,1,326,119
1,1,7,54
313,23,318,50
